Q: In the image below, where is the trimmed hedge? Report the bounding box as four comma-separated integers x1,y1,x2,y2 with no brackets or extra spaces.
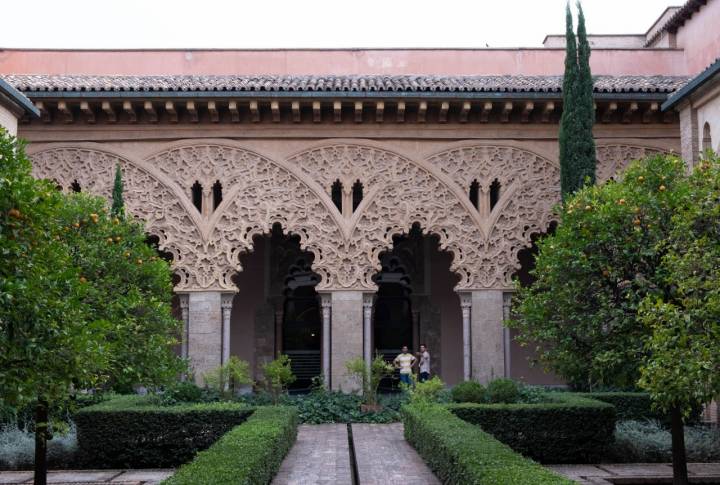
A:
163,406,298,485
448,393,615,463
576,392,656,421
75,395,252,468
402,404,573,484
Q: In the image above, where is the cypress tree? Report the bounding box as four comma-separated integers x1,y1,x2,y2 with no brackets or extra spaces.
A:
559,2,580,199
111,163,125,218
575,1,597,186
559,1,597,199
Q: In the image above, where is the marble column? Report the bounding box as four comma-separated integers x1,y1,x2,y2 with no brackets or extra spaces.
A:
178,293,190,361
221,293,234,366
362,293,374,371
187,291,225,384
320,292,332,389
502,292,513,379
331,291,364,392
470,290,506,384
459,292,472,381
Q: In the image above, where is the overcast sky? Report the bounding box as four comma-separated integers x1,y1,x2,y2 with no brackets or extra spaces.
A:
1,0,676,49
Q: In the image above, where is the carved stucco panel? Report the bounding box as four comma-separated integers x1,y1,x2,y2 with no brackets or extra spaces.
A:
596,144,669,183
29,147,215,292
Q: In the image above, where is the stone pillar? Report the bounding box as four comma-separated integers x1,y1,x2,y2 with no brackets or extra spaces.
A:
470,290,506,384
679,101,699,169
459,292,472,381
502,292,513,379
178,293,189,361
186,291,231,384
320,293,332,389
331,291,364,392
362,293,374,371
221,293,234,366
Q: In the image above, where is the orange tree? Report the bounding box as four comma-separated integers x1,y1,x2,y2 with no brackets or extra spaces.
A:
0,130,181,484
509,154,690,390
638,153,720,485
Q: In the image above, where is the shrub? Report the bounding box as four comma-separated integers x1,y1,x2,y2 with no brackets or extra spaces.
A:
203,356,252,399
345,354,394,406
262,355,296,405
410,377,445,405
448,393,616,463
451,381,486,403
402,404,573,484
487,378,521,404
0,422,77,470
578,392,702,424
288,391,402,424
611,419,720,463
74,395,252,468
162,381,205,404
163,406,298,485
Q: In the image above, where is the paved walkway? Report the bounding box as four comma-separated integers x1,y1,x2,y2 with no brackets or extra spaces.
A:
272,424,352,485
549,463,720,484
352,423,440,485
0,469,173,484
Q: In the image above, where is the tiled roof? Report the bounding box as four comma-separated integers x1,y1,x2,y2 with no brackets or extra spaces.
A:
2,74,688,95
662,57,720,110
0,78,40,117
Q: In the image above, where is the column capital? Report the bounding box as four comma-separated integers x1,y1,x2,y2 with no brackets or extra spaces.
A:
362,292,375,308
178,292,189,309
320,292,332,308
220,292,234,309
458,291,472,308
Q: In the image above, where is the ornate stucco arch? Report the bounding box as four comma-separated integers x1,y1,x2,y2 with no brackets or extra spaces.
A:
28,145,204,290
596,144,671,182
142,142,347,291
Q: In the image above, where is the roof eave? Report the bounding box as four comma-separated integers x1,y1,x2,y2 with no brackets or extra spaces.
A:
0,78,40,118
662,58,720,111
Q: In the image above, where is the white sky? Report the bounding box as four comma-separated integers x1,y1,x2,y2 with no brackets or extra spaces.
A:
1,0,676,49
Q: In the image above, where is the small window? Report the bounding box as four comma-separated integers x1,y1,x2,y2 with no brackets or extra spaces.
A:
70,180,81,193
331,179,343,212
191,181,203,212
212,180,223,211
469,180,480,209
702,122,712,151
352,180,363,211
490,179,502,210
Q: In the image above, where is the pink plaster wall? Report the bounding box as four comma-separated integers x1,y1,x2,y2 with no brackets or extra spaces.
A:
0,48,689,76
675,0,720,74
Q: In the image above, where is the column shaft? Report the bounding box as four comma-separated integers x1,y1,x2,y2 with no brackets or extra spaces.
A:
321,293,332,389
362,293,373,371
460,292,472,381
470,290,506,383
221,293,234,366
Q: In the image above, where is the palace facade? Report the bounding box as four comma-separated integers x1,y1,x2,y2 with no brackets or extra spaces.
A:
1,0,719,390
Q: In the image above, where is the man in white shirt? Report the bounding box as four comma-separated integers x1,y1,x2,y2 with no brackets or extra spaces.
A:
418,344,431,382
393,345,416,386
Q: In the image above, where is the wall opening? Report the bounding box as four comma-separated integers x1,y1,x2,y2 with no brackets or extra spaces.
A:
352,180,364,211
70,180,81,193
469,179,480,209
212,180,223,211
191,181,203,212
331,179,343,212
490,179,502,210
703,122,712,152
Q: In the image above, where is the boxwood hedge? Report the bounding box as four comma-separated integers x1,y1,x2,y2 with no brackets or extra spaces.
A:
75,395,252,468
163,406,298,485
402,404,573,485
576,392,656,421
448,393,615,463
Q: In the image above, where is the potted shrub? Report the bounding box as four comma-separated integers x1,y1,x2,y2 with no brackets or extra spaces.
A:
346,354,394,412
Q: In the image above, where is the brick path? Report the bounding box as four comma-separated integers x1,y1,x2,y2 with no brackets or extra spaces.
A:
548,463,720,484
352,423,440,485
0,469,173,484
272,424,352,485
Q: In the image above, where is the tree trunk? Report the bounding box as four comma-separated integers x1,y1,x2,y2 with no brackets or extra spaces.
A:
34,400,48,485
670,405,689,485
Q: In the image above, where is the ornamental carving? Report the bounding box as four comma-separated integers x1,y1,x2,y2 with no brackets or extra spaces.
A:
596,144,669,183
29,141,673,293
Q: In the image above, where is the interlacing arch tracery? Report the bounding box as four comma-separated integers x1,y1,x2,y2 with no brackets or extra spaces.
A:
29,141,673,292
595,144,670,183
29,146,203,290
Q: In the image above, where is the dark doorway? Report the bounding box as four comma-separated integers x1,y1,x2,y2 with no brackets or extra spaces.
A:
281,258,322,391
373,255,414,391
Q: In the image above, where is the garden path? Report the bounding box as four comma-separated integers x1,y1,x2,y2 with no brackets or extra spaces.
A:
271,423,440,485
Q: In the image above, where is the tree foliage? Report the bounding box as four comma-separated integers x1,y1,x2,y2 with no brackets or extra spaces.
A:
638,153,720,416
559,1,597,199
262,355,296,405
345,354,394,406
509,154,689,389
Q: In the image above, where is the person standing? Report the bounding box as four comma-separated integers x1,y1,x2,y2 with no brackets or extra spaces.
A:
393,345,416,386
418,344,431,382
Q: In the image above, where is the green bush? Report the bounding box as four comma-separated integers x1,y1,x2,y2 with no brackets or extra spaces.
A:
448,393,615,463
164,406,298,485
451,381,486,403
610,419,720,463
74,395,252,468
486,378,520,404
402,404,573,484
577,392,702,424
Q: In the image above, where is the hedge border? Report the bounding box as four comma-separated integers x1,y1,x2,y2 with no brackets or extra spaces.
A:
75,395,252,468
402,404,574,485
163,406,298,485
447,392,616,463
